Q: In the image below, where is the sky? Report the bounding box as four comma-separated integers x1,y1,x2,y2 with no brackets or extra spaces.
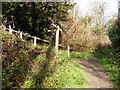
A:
74,0,118,21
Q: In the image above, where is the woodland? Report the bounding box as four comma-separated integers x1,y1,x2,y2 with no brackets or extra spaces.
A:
0,1,120,88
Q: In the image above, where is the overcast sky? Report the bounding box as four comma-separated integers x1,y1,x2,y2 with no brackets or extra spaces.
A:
74,0,118,20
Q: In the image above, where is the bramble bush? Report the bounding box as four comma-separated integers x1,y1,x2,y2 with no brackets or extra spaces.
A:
1,31,42,88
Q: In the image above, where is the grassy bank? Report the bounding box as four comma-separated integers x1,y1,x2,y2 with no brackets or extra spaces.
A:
1,30,89,88
42,50,90,88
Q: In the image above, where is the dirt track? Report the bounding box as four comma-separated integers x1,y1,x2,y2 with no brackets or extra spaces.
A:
74,57,113,88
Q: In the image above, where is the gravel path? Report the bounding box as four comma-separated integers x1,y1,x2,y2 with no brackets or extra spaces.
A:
74,57,113,88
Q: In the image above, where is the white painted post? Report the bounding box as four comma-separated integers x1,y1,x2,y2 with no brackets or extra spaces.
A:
9,25,12,34
9,24,11,29
20,32,22,39
55,26,59,53
67,45,70,58
34,36,37,46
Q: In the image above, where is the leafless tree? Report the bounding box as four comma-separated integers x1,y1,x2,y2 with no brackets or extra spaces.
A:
90,0,108,28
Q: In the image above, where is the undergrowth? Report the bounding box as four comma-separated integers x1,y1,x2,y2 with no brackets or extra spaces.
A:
1,31,43,88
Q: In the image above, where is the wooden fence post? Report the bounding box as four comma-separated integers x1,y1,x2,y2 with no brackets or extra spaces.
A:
20,32,22,39
67,45,70,58
34,36,37,46
55,26,59,53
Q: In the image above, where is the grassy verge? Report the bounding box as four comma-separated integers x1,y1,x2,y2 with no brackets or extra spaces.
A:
98,49,120,88
43,50,90,88
70,49,120,88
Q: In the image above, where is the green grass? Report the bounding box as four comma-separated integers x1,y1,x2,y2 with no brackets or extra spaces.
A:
37,45,48,50
45,60,89,88
43,50,90,88
71,51,94,59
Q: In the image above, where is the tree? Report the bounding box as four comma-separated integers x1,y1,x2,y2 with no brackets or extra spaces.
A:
2,2,74,39
108,0,120,60
61,1,110,51
90,0,107,27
